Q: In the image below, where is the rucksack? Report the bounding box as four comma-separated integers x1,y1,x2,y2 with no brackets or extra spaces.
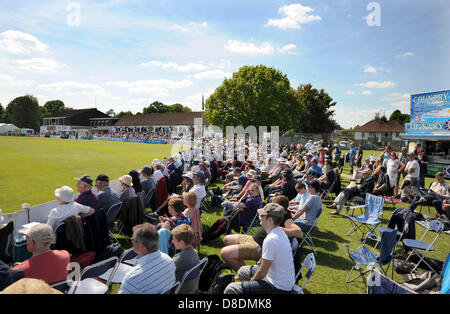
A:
198,255,233,294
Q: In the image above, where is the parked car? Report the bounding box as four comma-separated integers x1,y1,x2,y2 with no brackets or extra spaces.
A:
339,141,349,149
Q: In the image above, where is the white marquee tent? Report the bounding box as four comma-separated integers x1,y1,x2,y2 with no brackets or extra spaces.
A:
0,123,19,134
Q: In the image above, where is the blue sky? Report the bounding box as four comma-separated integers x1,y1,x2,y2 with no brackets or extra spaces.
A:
0,0,449,128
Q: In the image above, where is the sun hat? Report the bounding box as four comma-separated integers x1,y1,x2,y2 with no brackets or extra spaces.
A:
24,223,54,246
0,278,62,295
54,186,74,203
120,175,133,187
247,170,257,177
74,175,93,187
182,172,194,180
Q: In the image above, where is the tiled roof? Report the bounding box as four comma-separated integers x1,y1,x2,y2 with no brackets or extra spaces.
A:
356,119,405,133
115,112,209,126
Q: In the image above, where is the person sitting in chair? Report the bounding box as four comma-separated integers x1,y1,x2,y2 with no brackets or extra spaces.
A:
371,166,390,196
13,224,70,285
327,169,375,215
119,175,137,203
95,174,120,212
317,159,336,192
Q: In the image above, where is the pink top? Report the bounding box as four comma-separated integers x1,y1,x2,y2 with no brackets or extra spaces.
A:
187,207,202,251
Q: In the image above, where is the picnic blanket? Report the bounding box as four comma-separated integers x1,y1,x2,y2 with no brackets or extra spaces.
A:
416,215,450,235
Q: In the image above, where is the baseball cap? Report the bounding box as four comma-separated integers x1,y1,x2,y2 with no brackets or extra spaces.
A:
74,175,93,187
95,174,109,183
24,223,54,245
54,186,74,203
257,203,285,219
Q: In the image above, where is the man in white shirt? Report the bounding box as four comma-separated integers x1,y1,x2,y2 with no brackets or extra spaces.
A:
404,152,420,186
224,203,295,294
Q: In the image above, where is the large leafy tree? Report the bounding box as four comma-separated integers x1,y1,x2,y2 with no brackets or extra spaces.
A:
205,65,301,132
168,103,192,112
389,109,410,125
116,111,133,119
295,84,338,133
0,104,5,122
42,100,65,116
143,101,169,114
6,95,41,130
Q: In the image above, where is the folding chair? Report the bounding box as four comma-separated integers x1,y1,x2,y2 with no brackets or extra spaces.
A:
199,197,210,223
0,221,14,263
241,212,260,235
162,281,180,294
291,253,316,294
345,193,384,238
403,220,444,274
366,269,416,294
298,209,322,256
418,182,434,215
321,176,338,201
175,257,208,294
99,247,138,284
105,202,123,244
73,256,119,294
344,228,397,284
50,279,77,294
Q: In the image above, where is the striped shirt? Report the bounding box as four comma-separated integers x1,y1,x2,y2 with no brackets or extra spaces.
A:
119,250,176,294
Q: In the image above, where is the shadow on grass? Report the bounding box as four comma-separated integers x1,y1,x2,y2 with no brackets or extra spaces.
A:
300,247,355,272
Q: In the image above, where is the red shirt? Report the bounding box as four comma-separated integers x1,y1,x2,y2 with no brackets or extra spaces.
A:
13,250,70,284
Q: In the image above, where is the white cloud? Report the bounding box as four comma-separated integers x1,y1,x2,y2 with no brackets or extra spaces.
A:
356,81,396,88
364,66,377,73
0,73,35,88
189,70,231,80
140,61,209,72
389,101,410,112
224,40,297,56
37,81,117,99
14,58,62,74
266,3,321,30
381,93,410,102
362,90,373,95
0,30,48,54
184,90,215,111
345,91,356,95
277,44,298,54
395,52,415,58
106,79,193,97
334,106,394,129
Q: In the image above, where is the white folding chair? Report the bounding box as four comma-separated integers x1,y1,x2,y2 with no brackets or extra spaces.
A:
99,248,138,284
73,256,119,294
292,253,316,294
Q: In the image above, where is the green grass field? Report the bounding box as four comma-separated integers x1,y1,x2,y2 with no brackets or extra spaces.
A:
0,136,179,213
1,137,449,294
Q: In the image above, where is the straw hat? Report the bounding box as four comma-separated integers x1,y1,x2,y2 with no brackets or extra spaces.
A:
120,175,133,187
0,278,62,294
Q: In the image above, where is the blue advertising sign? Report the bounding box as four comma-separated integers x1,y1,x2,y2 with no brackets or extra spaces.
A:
411,90,450,123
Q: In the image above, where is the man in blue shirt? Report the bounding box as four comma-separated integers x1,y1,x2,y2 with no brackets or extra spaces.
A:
95,174,120,211
349,142,357,175
308,159,322,178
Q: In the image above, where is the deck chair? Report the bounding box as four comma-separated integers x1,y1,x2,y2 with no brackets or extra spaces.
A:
105,202,122,244
403,220,444,274
175,257,208,294
291,253,316,294
73,256,119,294
298,208,322,256
366,269,416,294
344,227,397,284
345,193,384,238
99,247,138,284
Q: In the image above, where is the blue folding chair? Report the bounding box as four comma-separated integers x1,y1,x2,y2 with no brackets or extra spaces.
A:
345,193,384,238
175,257,208,294
403,220,444,274
344,227,397,284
